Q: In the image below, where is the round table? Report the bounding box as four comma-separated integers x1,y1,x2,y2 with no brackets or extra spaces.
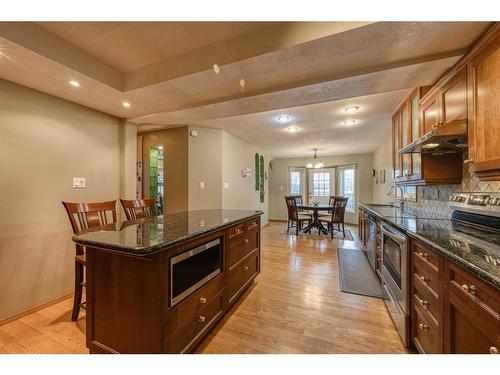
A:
297,204,332,234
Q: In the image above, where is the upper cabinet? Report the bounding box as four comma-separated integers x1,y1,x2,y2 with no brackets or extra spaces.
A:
393,22,500,184
467,26,500,180
393,87,463,186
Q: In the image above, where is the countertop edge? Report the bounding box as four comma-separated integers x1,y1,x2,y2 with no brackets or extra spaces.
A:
358,203,500,290
72,211,263,256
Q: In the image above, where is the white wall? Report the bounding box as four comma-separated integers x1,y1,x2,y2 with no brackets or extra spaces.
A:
0,79,136,321
221,132,269,225
372,137,394,204
269,153,373,224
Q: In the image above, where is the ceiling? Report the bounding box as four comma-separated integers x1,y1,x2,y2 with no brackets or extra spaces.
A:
0,21,492,158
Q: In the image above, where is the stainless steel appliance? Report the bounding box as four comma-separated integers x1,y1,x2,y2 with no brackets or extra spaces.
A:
381,222,409,346
170,238,222,306
367,215,377,271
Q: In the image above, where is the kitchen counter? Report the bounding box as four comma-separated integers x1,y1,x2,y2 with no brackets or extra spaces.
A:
73,209,263,255
359,203,500,289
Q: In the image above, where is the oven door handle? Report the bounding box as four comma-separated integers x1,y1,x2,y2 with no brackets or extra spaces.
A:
381,224,407,245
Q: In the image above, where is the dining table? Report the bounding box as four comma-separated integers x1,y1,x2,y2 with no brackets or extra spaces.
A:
297,203,333,234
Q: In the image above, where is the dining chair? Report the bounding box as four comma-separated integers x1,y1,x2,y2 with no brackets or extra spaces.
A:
62,200,117,321
318,197,348,238
285,196,311,235
318,195,342,217
120,198,156,220
290,195,313,217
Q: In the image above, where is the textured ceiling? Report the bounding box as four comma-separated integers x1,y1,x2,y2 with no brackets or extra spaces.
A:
0,21,493,158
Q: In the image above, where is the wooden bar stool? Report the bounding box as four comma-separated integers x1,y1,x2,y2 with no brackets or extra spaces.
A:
120,198,156,220
62,200,117,321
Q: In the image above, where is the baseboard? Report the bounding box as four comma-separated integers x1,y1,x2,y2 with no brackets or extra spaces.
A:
269,219,287,223
0,292,74,327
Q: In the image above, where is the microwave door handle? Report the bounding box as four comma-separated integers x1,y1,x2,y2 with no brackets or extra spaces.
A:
382,226,407,245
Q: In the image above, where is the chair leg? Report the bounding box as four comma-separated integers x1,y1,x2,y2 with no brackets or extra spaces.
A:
287,220,290,233
330,223,334,239
342,222,346,237
296,221,299,235
72,261,84,321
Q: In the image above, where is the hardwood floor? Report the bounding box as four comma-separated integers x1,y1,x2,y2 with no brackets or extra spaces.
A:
0,222,406,354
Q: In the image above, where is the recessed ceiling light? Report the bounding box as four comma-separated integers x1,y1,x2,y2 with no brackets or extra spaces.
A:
69,80,80,87
287,127,299,133
277,115,291,123
213,64,220,74
122,102,131,108
344,119,356,126
344,106,359,113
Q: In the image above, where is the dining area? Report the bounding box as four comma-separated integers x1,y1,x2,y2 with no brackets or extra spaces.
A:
284,195,349,238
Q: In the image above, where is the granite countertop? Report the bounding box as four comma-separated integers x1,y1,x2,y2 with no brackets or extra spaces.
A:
359,203,500,290
73,209,263,256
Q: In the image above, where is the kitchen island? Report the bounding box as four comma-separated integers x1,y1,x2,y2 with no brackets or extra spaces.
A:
73,209,263,354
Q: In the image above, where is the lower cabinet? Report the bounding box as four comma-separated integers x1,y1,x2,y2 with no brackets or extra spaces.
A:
410,239,500,354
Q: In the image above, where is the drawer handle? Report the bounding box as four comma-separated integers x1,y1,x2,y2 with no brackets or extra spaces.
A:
419,275,427,283
418,299,428,308
243,266,249,271
244,238,249,244
418,252,428,260
418,323,429,331
199,297,207,304
198,315,206,323
490,346,499,354
463,159,474,165
462,284,477,295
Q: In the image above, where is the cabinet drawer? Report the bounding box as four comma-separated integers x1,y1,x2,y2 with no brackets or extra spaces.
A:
412,304,443,353
165,273,224,336
164,292,224,353
227,223,245,241
228,228,259,270
413,241,440,272
412,283,440,327
245,217,260,231
227,250,259,305
445,261,499,325
413,255,440,297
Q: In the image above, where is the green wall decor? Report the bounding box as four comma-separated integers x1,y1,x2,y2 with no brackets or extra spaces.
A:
254,153,260,191
259,155,265,203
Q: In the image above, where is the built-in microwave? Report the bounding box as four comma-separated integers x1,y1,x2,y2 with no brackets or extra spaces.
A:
170,238,222,307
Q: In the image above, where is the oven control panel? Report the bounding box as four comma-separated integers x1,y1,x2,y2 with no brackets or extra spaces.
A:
449,193,500,217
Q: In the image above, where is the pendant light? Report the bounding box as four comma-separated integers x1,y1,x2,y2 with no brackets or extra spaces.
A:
306,149,324,169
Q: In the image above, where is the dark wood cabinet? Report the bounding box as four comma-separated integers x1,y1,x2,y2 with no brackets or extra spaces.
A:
443,261,499,354
420,91,440,135
467,24,500,180
410,239,500,354
85,216,261,354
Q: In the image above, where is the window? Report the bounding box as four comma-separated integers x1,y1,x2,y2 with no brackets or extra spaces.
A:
312,172,330,197
339,167,356,212
290,171,301,195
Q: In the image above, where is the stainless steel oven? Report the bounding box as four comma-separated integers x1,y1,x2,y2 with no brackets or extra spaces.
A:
170,238,222,307
381,222,409,346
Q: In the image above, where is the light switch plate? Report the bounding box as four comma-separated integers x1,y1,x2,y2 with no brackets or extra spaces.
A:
73,177,86,189
200,182,205,189
224,182,229,189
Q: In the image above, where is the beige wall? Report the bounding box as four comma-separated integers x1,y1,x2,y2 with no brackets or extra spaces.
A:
141,127,189,213
188,127,222,211
373,137,394,204
269,153,373,224
221,132,269,225
0,79,136,321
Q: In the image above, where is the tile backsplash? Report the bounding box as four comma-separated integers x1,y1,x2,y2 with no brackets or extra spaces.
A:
403,159,500,219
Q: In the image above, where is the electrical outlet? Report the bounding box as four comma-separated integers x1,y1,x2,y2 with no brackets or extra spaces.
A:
200,182,205,189
73,177,86,189
224,182,229,189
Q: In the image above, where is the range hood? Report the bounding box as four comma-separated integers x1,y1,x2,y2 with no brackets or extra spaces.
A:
400,120,468,154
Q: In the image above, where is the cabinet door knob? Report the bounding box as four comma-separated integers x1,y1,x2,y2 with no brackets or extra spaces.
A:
490,346,499,354
420,275,427,283
243,266,249,271
418,252,428,259
198,315,206,323
463,159,474,165
419,299,428,307
418,323,429,331
461,284,476,294
244,238,249,244
461,284,469,292
199,297,207,304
